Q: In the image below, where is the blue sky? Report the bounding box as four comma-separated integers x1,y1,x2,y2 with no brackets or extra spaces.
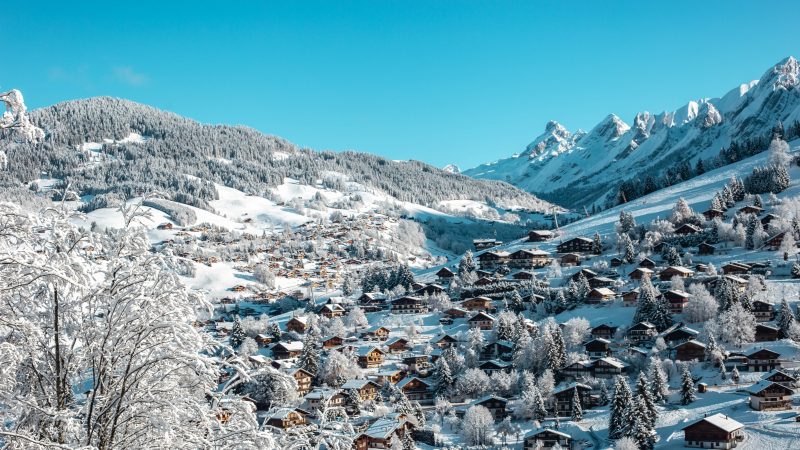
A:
2,1,798,169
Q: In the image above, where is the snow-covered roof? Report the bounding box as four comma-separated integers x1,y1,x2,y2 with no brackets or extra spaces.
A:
356,345,384,356
746,380,788,395
341,379,377,390
525,428,572,439
684,413,743,433
265,407,303,420
552,382,591,395
396,376,430,389
274,341,304,351
363,417,404,439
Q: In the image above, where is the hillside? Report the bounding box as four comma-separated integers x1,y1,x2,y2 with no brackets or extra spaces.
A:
465,56,800,209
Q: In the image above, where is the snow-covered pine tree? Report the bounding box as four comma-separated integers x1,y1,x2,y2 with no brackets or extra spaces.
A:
546,324,567,371
634,373,657,429
745,214,760,250
608,375,633,439
731,365,740,384
633,276,658,325
647,358,669,403
649,294,674,332
533,388,548,421
620,233,636,263
593,231,603,254
433,357,454,395
777,298,797,339
570,388,583,422
628,397,657,450
792,261,800,279
619,210,636,234
599,379,610,405
714,276,740,311
230,316,246,348
299,332,320,376
680,366,696,405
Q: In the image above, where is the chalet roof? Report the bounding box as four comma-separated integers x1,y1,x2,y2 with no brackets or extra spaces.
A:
511,248,551,257
589,287,616,297
592,323,618,332
561,236,593,244
673,339,706,350
723,274,748,284
525,428,572,439
360,292,387,301
746,380,793,396
552,382,591,395
746,348,780,358
363,417,405,439
287,316,308,324
435,267,455,277
396,376,431,389
479,359,511,369
593,357,628,369
662,265,694,275
386,337,409,346
265,407,304,420
764,369,798,381
586,338,611,346
683,413,744,433
341,379,379,390
469,311,496,322
273,341,304,352
630,321,656,330
356,345,385,356
663,289,691,299
529,229,554,236
629,267,654,275
664,326,699,337
363,325,390,333
473,238,501,244
473,394,508,405
305,387,341,400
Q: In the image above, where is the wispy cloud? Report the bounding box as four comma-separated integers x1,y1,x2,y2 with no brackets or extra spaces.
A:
112,66,148,86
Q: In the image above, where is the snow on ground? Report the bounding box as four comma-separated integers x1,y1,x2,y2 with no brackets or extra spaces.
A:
212,183,310,229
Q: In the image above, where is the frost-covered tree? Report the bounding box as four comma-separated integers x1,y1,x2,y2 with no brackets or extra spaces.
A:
618,210,636,234
545,323,567,371
777,298,797,339
240,366,299,409
570,388,583,422
684,283,719,323
634,373,657,429
592,231,603,254
648,358,669,403
716,302,756,347
253,263,276,288
346,306,369,330
299,333,320,376
680,366,696,405
231,316,247,348
669,198,694,224
619,233,636,263
608,376,632,439
614,437,639,450
433,357,454,395
319,350,361,387
460,405,494,446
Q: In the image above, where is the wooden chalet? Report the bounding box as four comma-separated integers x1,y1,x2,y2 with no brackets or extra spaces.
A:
528,229,554,242
435,267,455,283
682,413,744,449
479,359,512,375
610,257,624,267
361,325,391,341
416,283,445,296
745,348,781,372
375,369,406,385
443,307,468,319
461,296,493,311
639,257,657,268
621,288,640,307
524,429,572,450
353,416,413,450
508,248,551,268
473,238,502,250
390,296,428,314
358,292,388,311
477,251,510,269
474,277,496,286
763,369,798,389
263,407,308,429
698,242,716,255
396,376,433,404
746,380,793,411
662,325,699,346
403,354,432,373
468,311,496,330
560,253,581,266
318,302,345,318
356,346,385,368
321,335,344,349
764,231,787,251
592,357,628,378
586,287,616,303
662,289,691,314
570,268,597,281
628,321,657,344
341,379,380,401
271,341,303,359
552,383,592,416
588,276,614,288
590,324,618,340
585,338,612,358
739,205,764,215
284,368,313,396
482,340,515,361
556,236,594,254
285,316,309,334
629,267,653,281
755,324,779,342
386,337,411,353
659,265,694,281
472,395,509,420
305,388,346,412
702,208,725,220
721,262,750,275
673,340,706,362
675,223,702,235
433,333,459,349
513,270,537,280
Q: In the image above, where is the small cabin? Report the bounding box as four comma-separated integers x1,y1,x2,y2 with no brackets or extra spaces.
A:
356,346,385,368
672,339,706,362
747,380,793,411
675,223,702,235
659,266,694,281
557,236,594,254
745,348,781,372
528,230,554,242
263,407,308,429
698,242,716,255
586,287,616,303
468,311,496,330
628,321,657,344
523,429,572,450
585,338,612,358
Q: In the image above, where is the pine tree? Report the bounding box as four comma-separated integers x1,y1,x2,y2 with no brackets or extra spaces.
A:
434,357,454,395
628,397,657,450
402,429,416,450
710,193,724,211
298,332,320,375
649,294,674,331
508,289,525,314
777,298,796,339
731,365,740,384
608,376,633,439
570,388,583,422
546,325,566,371
230,316,246,348
721,186,735,208
599,380,610,405
633,276,658,325
268,322,282,341
662,246,682,266
458,251,476,278
714,277,739,311
793,262,800,279
745,214,759,250
347,388,362,412
648,358,668,403
592,232,603,255
620,233,636,263
705,334,719,364
635,373,657,429
619,210,636,234
680,366,696,405
533,388,548,421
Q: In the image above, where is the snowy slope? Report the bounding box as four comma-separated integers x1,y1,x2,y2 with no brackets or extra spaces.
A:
465,57,800,208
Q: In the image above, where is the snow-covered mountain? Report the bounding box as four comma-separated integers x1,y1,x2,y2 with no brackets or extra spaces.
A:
465,56,800,209
442,164,461,174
